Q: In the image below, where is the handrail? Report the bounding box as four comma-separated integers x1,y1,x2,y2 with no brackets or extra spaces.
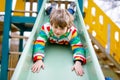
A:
84,0,120,64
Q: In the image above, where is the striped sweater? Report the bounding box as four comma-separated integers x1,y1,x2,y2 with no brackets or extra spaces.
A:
33,23,86,64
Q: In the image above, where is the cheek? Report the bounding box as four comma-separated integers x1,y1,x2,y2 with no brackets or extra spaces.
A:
63,28,68,33
61,29,67,34
62,30,66,34
52,27,56,32
53,28,56,33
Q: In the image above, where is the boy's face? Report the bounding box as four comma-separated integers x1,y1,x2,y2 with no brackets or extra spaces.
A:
52,24,68,38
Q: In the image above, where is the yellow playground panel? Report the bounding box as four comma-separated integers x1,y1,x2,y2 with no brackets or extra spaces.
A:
13,0,25,16
0,0,25,16
0,0,5,12
84,0,120,64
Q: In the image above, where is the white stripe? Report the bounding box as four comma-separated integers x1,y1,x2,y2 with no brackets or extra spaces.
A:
34,53,44,57
44,23,51,37
58,38,69,42
37,36,46,42
49,37,56,41
71,42,81,46
73,54,85,59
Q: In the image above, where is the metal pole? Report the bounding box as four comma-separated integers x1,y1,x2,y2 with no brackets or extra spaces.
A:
37,0,43,13
19,30,24,52
0,0,12,80
78,0,83,16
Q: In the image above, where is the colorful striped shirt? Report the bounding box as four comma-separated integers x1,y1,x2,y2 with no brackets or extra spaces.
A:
33,23,86,64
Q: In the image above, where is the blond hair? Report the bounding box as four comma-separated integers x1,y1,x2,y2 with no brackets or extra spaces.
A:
50,8,74,28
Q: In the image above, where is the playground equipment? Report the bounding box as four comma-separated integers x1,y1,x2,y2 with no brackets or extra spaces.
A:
11,0,104,80
0,0,43,80
1,0,120,80
84,0,120,79
84,0,120,65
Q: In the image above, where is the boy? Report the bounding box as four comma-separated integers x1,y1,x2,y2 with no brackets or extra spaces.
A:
31,2,86,76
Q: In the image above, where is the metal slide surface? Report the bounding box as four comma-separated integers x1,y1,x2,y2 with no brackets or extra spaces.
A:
11,0,105,80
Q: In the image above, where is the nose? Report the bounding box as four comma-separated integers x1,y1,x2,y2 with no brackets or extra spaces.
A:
55,29,60,34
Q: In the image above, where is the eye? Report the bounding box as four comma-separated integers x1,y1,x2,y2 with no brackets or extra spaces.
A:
60,27,65,30
55,26,58,28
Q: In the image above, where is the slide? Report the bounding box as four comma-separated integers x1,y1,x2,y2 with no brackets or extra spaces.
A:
11,0,105,80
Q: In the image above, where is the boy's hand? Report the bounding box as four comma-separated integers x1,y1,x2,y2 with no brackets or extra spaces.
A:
31,60,45,73
72,61,84,76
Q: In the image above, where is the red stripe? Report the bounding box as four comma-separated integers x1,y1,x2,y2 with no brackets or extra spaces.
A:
72,29,76,35
50,39,56,43
74,56,80,58
80,56,86,64
64,41,69,45
59,41,64,43
47,26,50,31
74,44,83,47
58,41,69,45
35,40,44,43
41,26,44,30
74,55,86,64
33,56,42,62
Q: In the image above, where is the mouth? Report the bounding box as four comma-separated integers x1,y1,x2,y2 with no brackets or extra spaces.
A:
54,33,61,37
56,34,60,35
54,33,60,35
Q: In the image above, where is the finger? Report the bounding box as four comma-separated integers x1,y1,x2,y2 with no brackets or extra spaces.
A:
31,63,37,70
83,70,84,74
74,68,83,76
78,70,84,76
36,65,41,73
32,64,41,73
31,64,35,72
75,70,79,76
79,72,83,76
32,66,37,73
42,64,45,70
71,66,75,71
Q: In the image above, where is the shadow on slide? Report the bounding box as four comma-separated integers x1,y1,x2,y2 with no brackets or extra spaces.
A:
11,0,105,80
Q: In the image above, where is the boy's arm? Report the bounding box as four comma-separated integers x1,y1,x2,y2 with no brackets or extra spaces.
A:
33,25,50,62
70,29,86,65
